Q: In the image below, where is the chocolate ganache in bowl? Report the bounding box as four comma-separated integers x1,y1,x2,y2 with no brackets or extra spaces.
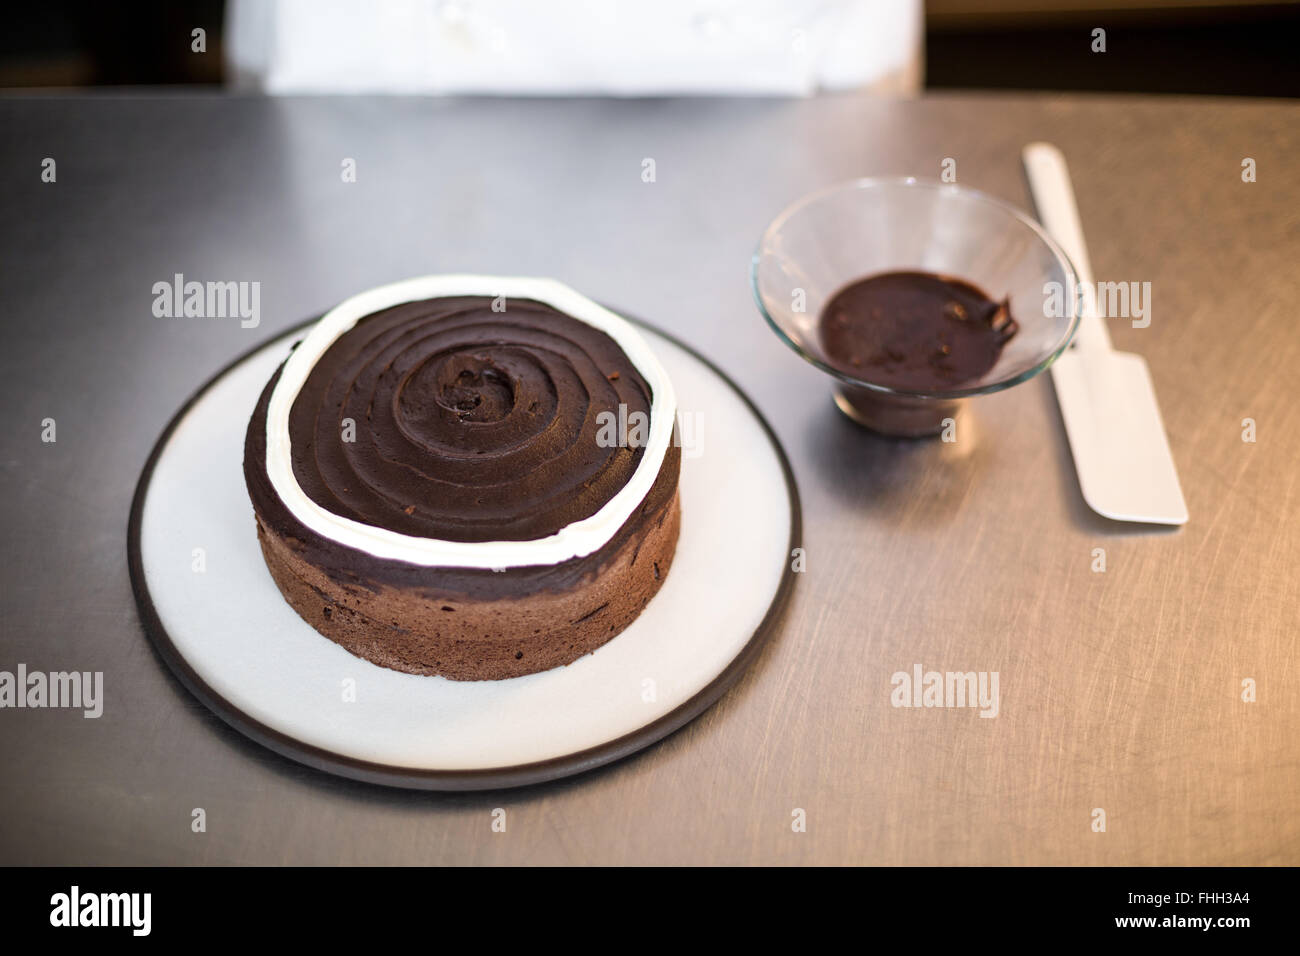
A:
752,178,1081,436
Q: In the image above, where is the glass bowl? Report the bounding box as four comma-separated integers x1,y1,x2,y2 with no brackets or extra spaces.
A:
751,177,1082,436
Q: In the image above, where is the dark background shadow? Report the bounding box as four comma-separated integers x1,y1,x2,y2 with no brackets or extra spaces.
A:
2,1,1298,97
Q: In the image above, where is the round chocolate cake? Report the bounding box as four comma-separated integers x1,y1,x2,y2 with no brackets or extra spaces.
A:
243,276,681,681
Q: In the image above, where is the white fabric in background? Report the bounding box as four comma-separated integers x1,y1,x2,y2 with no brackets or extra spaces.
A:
227,0,921,95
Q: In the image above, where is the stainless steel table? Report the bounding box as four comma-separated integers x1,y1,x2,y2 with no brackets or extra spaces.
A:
1,91,1296,865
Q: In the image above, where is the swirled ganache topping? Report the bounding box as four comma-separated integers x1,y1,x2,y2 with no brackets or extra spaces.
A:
289,295,650,542
261,276,677,569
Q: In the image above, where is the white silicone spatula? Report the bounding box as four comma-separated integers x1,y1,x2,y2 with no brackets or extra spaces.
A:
1023,142,1188,525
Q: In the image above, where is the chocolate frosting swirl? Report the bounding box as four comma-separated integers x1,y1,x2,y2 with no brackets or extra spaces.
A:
287,295,653,543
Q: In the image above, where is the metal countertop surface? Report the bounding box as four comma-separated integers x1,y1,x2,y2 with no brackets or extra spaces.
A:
1,91,1297,864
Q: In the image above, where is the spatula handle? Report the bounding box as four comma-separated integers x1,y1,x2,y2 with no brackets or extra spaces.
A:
1023,142,1111,354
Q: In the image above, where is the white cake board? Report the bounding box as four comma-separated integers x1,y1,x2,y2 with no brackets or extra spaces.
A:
129,319,799,790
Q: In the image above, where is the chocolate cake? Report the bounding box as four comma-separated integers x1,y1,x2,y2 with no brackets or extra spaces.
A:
243,276,681,681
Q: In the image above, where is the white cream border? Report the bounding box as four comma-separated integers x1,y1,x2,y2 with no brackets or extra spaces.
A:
265,275,676,569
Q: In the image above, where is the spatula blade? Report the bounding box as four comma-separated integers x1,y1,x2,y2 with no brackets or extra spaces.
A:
1050,348,1189,525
